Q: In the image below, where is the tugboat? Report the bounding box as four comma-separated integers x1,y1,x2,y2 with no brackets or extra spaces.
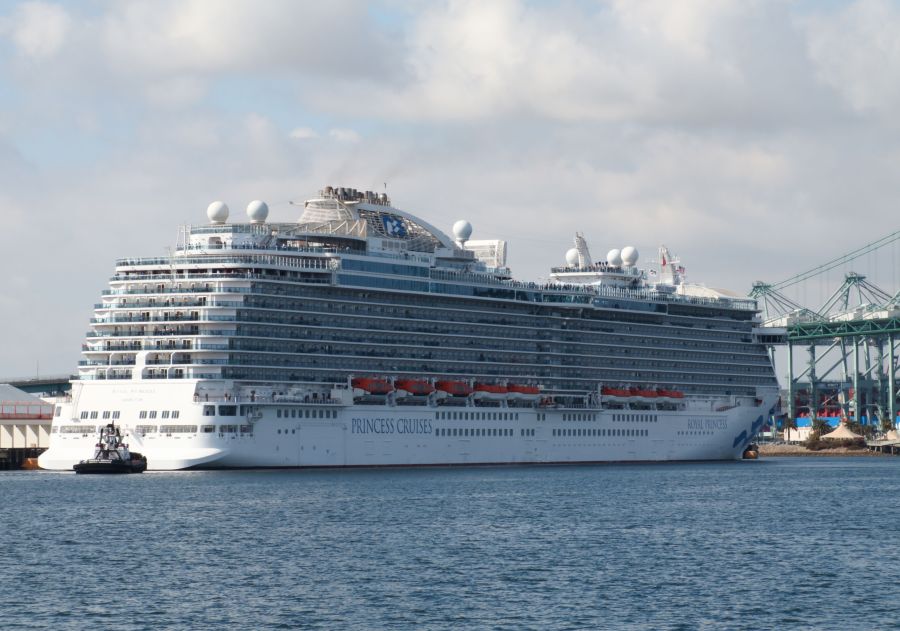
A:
73,423,147,474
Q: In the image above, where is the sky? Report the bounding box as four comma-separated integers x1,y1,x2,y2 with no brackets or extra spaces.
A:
2,0,900,378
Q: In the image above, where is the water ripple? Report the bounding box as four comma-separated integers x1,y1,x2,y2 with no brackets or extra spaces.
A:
2,458,899,629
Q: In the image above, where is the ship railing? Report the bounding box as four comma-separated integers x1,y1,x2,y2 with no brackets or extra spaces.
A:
142,359,227,366
428,269,757,311
108,272,332,285
91,314,237,325
78,360,136,366
86,329,232,338
139,372,221,380
549,264,639,275
175,243,430,265
84,342,228,352
192,395,343,405
96,300,243,310
114,254,336,273
100,278,756,311
100,284,319,297
117,253,336,268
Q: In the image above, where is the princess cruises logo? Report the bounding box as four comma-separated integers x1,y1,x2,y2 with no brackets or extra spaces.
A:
382,215,407,237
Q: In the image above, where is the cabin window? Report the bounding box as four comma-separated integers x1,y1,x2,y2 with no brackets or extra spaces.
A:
219,405,237,417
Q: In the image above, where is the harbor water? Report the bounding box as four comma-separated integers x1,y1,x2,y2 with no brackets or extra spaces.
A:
3,457,899,630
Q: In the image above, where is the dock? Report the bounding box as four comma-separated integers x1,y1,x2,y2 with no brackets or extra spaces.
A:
866,438,900,455
0,384,53,469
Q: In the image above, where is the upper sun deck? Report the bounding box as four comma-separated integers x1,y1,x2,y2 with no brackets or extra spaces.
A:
110,186,757,312
186,186,466,256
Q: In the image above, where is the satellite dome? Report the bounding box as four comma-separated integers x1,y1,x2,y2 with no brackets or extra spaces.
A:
453,219,473,242
565,248,579,266
247,200,269,223
606,248,622,267
207,201,229,224
621,246,639,266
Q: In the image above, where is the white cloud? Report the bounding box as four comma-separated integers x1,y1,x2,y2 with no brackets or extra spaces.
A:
98,0,397,78
9,1,70,59
803,0,900,116
143,75,209,109
329,128,361,143
3,0,900,377
289,127,318,140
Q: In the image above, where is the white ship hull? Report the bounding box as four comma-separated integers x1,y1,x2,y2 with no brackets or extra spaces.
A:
39,381,777,471
46,186,782,472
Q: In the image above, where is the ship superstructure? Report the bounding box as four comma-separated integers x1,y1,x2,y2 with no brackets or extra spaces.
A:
40,186,779,470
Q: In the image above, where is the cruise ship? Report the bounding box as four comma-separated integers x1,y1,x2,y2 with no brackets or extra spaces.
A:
39,186,779,470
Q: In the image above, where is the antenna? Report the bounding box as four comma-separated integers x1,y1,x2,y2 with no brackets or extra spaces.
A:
166,245,176,281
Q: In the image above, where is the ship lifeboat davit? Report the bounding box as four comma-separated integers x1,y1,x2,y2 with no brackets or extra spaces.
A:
507,384,541,401
627,387,645,402
394,379,435,397
435,380,473,397
351,377,393,396
473,383,508,400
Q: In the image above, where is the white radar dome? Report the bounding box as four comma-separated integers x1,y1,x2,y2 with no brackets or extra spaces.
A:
606,248,622,267
565,248,579,266
247,200,269,223
621,246,639,266
453,219,473,242
207,201,229,224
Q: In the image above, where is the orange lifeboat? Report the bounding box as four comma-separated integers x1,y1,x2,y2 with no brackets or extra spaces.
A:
602,386,630,398
473,383,508,400
351,377,393,395
395,379,435,396
435,380,473,397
